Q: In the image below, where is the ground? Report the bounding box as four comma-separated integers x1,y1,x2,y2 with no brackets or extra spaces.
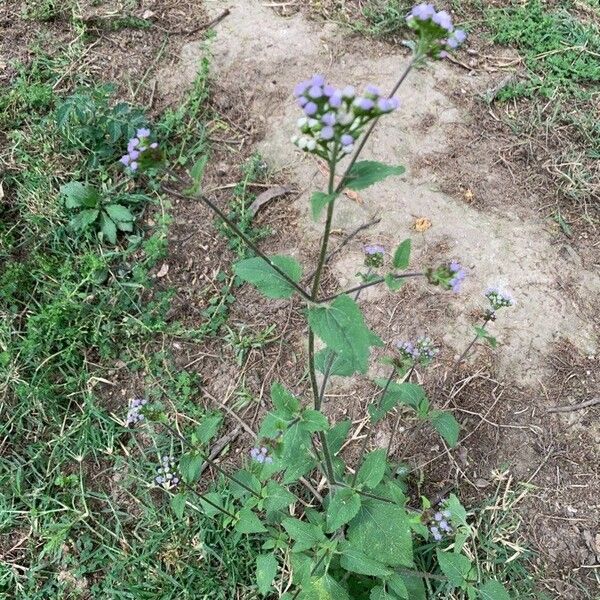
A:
1,0,599,598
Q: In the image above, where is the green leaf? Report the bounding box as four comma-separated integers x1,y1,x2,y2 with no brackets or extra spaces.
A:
236,508,267,534
291,553,313,586
356,449,387,489
256,553,278,595
474,326,497,348
179,453,203,484
345,160,405,191
280,423,315,484
229,470,262,498
384,273,405,291
301,409,328,433
478,580,511,600
198,492,225,517
401,573,426,600
311,192,337,220
325,419,352,455
104,203,134,223
194,413,223,444
282,517,325,552
264,481,296,513
371,381,427,420
429,410,460,447
326,488,361,532
308,295,382,375
271,382,301,416
393,239,411,269
436,550,472,588
100,212,117,244
60,181,99,209
347,499,413,567
115,219,133,232
370,587,394,600
170,492,187,519
315,348,355,377
234,255,303,299
446,494,468,527
339,542,391,577
387,573,409,599
300,575,350,600
70,208,99,231
187,155,209,194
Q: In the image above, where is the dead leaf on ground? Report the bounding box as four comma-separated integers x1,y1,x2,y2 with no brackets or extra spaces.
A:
249,185,290,216
316,160,362,204
156,263,169,278
413,217,432,232
463,189,474,203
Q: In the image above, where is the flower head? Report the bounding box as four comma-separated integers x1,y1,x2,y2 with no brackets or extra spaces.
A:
410,2,436,20
485,287,514,311
250,446,273,464
432,10,453,31
396,336,438,365
155,456,180,490
429,503,453,541
136,128,151,138
449,261,467,292
364,244,385,268
119,129,159,174
126,397,148,427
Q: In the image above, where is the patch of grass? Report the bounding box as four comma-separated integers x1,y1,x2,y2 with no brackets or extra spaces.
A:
352,0,413,39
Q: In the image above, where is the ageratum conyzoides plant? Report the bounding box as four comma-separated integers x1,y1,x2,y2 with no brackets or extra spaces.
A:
122,5,515,599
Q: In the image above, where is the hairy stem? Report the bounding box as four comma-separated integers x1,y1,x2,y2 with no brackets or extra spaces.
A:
319,272,426,303
454,315,492,368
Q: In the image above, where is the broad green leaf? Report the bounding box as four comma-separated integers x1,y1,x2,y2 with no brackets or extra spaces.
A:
256,553,278,595
194,413,223,444
345,160,405,191
291,553,313,586
264,481,296,513
271,382,300,417
229,470,262,498
339,542,391,577
300,575,350,600
100,212,117,244
478,580,511,600
400,573,426,600
308,294,382,375
179,453,204,484
446,494,468,527
325,419,352,455
474,326,497,348
104,203,134,223
199,491,225,517
347,499,413,567
311,192,337,220
236,508,267,534
301,409,328,433
384,273,405,291
393,239,411,269
60,181,99,209
314,348,355,377
429,410,460,447
387,573,409,599
282,517,325,552
115,219,133,232
280,423,315,484
356,449,387,489
326,488,361,532
70,208,99,231
234,255,303,299
370,587,394,600
187,155,208,194
436,549,472,588
371,380,427,420
170,492,187,518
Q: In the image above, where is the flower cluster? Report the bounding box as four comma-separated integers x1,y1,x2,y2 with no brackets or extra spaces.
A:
119,128,159,172
485,287,514,311
426,262,467,292
364,244,385,268
292,75,400,161
397,336,438,366
448,260,467,292
406,3,467,57
125,397,148,427
250,446,273,464
155,456,180,490
429,508,453,541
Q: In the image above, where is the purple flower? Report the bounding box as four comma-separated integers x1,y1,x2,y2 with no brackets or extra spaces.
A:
294,80,310,97
119,155,131,166
321,113,336,126
341,134,354,146
130,161,139,172
410,2,435,20
125,397,148,426
304,102,318,116
155,456,180,490
433,10,453,31
311,74,326,86
356,97,374,111
485,287,514,310
127,138,140,153
150,142,158,149
365,84,380,96
323,84,336,97
136,128,151,138
129,150,140,160
377,97,400,113
320,126,334,140
364,244,385,255
342,85,356,98
447,29,467,49
328,93,342,108
250,446,273,464
430,526,442,541
298,96,309,108
308,85,323,99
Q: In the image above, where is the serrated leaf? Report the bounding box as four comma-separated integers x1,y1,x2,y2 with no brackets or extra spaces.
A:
195,413,223,444
271,382,300,417
387,573,409,599
291,553,313,586
282,517,325,552
369,381,427,422
70,208,99,231
311,192,337,220
234,255,303,299
301,409,328,433
179,453,203,484
300,575,350,600
393,239,411,269
429,410,460,447
326,488,361,532
356,449,387,489
347,499,413,567
236,508,267,534
325,419,352,455
339,542,391,577
436,550,472,588
345,160,405,191
115,219,133,232
308,294,382,375
100,212,117,244
256,553,278,595
104,204,134,223
370,586,394,600
229,470,262,498
264,481,296,513
60,181,99,209
478,580,511,600
446,493,468,527
314,347,355,377
280,423,315,484
198,491,225,517
170,492,187,519
384,273,405,291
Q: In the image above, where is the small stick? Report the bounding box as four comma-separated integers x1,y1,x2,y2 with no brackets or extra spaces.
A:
546,397,600,414
198,426,241,478
167,8,231,35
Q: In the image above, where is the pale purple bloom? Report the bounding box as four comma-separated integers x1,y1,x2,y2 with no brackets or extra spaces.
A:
130,161,138,172
304,102,318,116
155,456,180,489
364,244,385,255
298,96,309,108
321,113,336,126
137,128,151,138
485,287,514,310
119,155,131,166
377,98,399,113
328,93,342,108
410,2,435,20
341,134,354,146
127,138,140,152
433,10,453,31
294,80,310,97
449,260,466,292
250,446,273,464
323,84,336,97
447,30,467,49
311,74,326,86
342,85,356,98
125,397,147,426
356,97,374,111
308,85,323,99
365,84,380,96
320,126,334,140
129,150,140,160
150,142,158,149
430,504,453,540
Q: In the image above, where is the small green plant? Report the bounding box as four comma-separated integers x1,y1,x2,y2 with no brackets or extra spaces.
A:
225,324,278,365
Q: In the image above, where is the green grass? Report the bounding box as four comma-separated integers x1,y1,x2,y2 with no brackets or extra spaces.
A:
0,34,266,599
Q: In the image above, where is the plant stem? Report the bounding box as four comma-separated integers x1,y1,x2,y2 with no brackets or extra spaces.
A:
163,181,312,302
350,365,396,487
175,481,238,519
385,365,414,459
319,272,425,303
453,315,492,368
